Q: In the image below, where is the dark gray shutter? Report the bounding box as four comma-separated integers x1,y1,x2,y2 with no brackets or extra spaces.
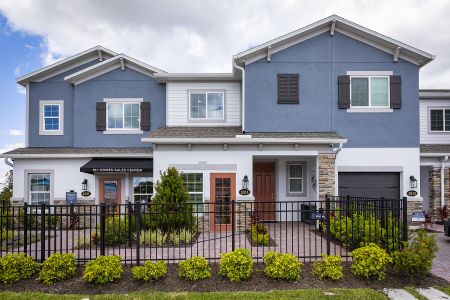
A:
96,102,106,131
338,76,350,109
390,75,402,109
278,74,299,104
140,102,151,131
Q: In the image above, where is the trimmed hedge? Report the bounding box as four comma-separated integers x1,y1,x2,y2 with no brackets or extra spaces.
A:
83,256,123,284
39,253,76,284
131,260,167,282
219,249,253,282
178,256,211,281
0,254,38,284
263,251,302,281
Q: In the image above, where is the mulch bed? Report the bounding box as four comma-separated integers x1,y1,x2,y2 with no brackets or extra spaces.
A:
0,263,448,295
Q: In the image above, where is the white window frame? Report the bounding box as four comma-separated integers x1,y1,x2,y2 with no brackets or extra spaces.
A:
39,100,64,135
28,172,52,205
349,75,390,109
286,162,306,196
132,176,153,203
182,172,204,212
429,107,450,132
104,98,143,133
188,91,225,121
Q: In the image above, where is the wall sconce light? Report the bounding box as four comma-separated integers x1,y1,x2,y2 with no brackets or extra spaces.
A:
82,179,88,191
242,175,249,190
409,176,417,189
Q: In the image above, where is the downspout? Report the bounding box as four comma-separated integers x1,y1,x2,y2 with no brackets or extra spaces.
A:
233,62,245,133
441,155,449,207
4,158,13,167
333,143,343,156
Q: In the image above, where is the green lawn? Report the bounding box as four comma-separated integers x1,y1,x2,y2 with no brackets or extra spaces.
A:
0,289,388,300
437,286,450,296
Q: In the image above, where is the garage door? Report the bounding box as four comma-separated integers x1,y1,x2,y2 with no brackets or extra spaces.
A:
338,172,400,199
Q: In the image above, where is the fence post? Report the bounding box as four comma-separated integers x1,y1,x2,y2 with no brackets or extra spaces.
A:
402,197,408,242
380,197,385,228
23,203,28,255
135,202,141,265
325,195,331,255
40,203,45,263
127,202,132,247
100,204,106,256
231,200,236,251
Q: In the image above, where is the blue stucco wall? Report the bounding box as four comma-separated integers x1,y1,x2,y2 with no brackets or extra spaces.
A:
28,62,166,148
245,31,420,147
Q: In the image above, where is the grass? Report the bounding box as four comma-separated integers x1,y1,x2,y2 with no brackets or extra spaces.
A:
436,286,450,296
403,287,428,300
0,289,388,300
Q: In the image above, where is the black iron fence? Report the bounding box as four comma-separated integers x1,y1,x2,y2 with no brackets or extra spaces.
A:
0,196,407,264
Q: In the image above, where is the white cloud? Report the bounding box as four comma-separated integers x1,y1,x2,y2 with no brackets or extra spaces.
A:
0,0,449,86
8,129,24,136
15,85,25,95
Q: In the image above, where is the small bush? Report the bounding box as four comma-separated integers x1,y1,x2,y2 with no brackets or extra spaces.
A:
0,254,38,284
169,228,196,245
251,224,269,245
76,234,91,249
140,229,166,246
392,230,438,277
131,260,167,282
178,256,211,281
83,256,123,284
351,243,392,280
103,216,129,246
263,251,302,281
219,248,253,282
39,253,76,284
312,254,343,281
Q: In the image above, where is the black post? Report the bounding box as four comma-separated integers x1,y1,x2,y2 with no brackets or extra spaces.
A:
402,197,408,242
325,195,331,255
127,202,132,247
135,202,141,265
380,197,385,229
40,203,45,263
100,204,106,256
231,200,236,251
23,203,28,255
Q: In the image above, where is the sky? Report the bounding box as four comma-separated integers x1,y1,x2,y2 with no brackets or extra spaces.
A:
0,0,449,183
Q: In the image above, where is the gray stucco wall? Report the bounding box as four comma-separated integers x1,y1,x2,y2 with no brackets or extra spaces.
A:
245,31,420,148
28,62,166,148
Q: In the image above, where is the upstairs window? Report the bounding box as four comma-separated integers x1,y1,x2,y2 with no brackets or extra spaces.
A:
107,102,140,130
43,104,60,131
350,76,389,107
189,92,224,120
39,100,64,135
278,74,299,104
430,108,450,132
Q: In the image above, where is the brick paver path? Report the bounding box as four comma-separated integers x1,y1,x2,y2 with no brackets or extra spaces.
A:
430,225,450,282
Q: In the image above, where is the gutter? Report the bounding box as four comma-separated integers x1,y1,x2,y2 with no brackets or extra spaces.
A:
233,62,245,133
333,143,343,156
441,156,449,207
3,158,13,167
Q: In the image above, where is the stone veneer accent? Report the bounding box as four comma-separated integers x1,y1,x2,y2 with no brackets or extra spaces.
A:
318,154,336,201
197,201,253,233
428,167,450,221
407,200,423,225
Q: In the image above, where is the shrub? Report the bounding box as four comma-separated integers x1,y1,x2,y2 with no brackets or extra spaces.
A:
392,230,438,277
140,229,166,246
263,251,302,281
82,256,123,284
44,215,60,228
102,216,129,246
169,228,196,246
39,253,76,284
438,205,448,224
0,254,38,284
178,256,211,281
251,224,269,245
131,260,167,282
219,248,253,282
312,254,343,281
76,234,91,249
350,243,392,280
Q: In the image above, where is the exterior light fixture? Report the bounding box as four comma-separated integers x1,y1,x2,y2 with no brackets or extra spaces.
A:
409,176,417,189
82,179,88,191
242,175,249,190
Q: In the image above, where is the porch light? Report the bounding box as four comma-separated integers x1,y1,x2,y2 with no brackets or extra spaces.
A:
242,175,249,190
82,179,88,191
409,176,417,189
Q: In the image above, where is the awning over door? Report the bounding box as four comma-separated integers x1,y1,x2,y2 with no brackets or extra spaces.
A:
80,158,153,174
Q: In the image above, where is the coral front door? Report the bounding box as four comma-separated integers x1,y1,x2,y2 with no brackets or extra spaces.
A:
210,173,236,232
253,163,275,221
99,178,121,213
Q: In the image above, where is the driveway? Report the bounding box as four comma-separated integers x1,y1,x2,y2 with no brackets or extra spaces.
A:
431,224,450,283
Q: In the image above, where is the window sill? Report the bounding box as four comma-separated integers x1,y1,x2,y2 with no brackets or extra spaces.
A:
39,131,64,136
103,130,144,135
346,108,393,113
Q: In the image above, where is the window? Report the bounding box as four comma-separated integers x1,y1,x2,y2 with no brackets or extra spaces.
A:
39,100,64,135
287,163,304,194
29,174,50,205
182,173,203,212
107,102,140,130
278,74,299,104
350,76,389,107
430,108,450,132
133,177,153,203
189,92,224,120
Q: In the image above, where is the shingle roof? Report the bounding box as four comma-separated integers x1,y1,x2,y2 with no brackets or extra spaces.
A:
147,126,345,140
1,147,152,157
420,144,450,154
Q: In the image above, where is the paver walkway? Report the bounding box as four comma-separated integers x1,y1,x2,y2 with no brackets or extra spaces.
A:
385,288,450,300
430,224,450,282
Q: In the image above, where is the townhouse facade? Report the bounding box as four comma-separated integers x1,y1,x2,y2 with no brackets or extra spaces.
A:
2,15,443,226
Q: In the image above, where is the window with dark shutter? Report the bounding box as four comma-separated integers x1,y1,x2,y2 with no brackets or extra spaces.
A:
390,75,402,109
278,74,299,104
96,102,106,131
338,76,351,109
140,102,151,131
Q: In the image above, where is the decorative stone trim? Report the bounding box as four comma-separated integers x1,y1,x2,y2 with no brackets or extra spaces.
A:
407,200,423,225
318,154,336,201
428,167,450,221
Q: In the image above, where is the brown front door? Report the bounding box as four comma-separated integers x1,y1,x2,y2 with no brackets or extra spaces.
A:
253,163,275,221
99,178,121,213
210,173,236,232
